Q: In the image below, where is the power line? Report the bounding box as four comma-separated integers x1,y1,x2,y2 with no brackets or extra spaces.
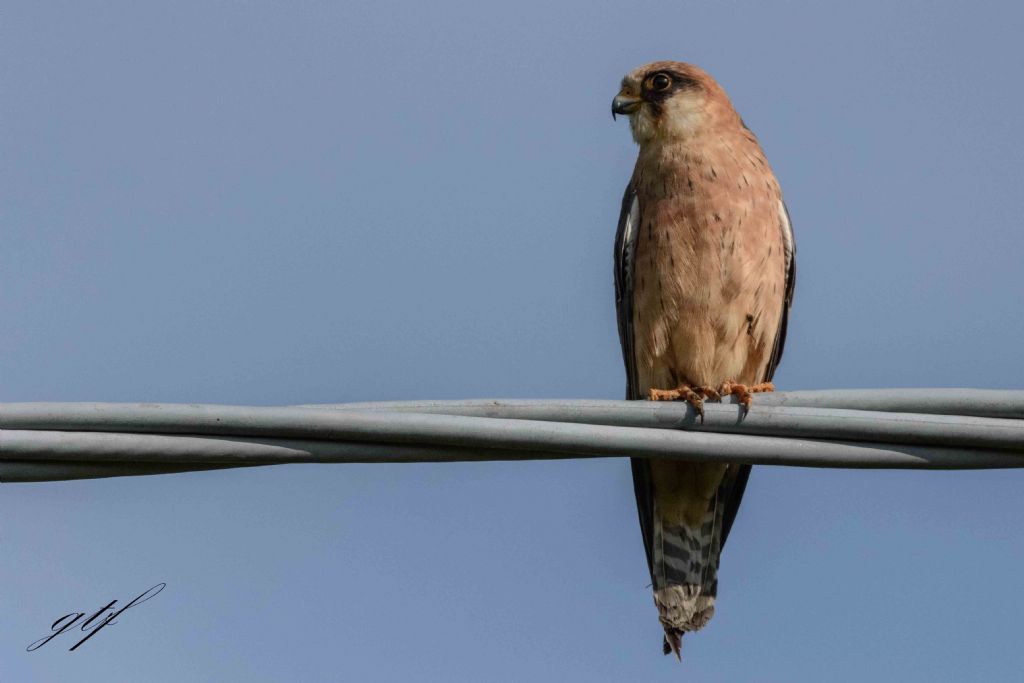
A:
2,389,1022,483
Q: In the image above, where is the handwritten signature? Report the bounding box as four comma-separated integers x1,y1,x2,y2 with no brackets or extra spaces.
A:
26,583,166,652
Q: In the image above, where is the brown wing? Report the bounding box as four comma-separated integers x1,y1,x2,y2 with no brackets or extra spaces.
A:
612,183,660,576
613,183,641,398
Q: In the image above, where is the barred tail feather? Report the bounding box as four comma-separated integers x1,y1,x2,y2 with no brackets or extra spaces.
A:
651,487,725,657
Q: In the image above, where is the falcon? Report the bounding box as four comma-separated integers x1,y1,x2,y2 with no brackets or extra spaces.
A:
611,61,796,657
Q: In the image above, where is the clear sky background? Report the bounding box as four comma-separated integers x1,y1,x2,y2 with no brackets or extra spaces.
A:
2,1,1023,681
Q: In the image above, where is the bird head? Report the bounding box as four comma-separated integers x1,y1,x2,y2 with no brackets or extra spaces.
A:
612,61,735,145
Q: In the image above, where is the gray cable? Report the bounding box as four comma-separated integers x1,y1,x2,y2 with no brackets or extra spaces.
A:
1,389,1022,482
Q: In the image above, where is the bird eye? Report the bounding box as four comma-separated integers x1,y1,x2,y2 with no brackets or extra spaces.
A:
649,73,672,91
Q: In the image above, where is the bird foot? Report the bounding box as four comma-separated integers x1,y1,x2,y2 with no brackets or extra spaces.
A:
648,384,721,421
717,380,774,411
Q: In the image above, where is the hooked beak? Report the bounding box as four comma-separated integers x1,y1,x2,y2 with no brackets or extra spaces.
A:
611,93,642,120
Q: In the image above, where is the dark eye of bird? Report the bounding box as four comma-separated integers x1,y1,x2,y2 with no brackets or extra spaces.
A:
650,73,671,91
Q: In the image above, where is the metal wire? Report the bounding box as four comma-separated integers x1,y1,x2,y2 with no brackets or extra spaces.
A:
1,389,1022,483
312,388,1024,419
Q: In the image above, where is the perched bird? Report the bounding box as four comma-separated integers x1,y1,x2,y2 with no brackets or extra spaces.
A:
611,61,796,657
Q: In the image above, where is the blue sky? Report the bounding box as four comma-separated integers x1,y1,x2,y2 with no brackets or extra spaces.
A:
2,1,1023,680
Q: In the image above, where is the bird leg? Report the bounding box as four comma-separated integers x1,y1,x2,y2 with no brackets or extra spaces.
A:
717,380,774,411
648,384,721,421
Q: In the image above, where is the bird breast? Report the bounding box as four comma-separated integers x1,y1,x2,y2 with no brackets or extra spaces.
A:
630,139,786,391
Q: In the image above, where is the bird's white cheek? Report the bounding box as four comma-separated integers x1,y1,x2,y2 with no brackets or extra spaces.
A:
661,99,705,138
630,110,657,145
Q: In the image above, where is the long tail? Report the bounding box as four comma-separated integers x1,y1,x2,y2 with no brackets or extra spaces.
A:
631,459,748,658
651,482,727,658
